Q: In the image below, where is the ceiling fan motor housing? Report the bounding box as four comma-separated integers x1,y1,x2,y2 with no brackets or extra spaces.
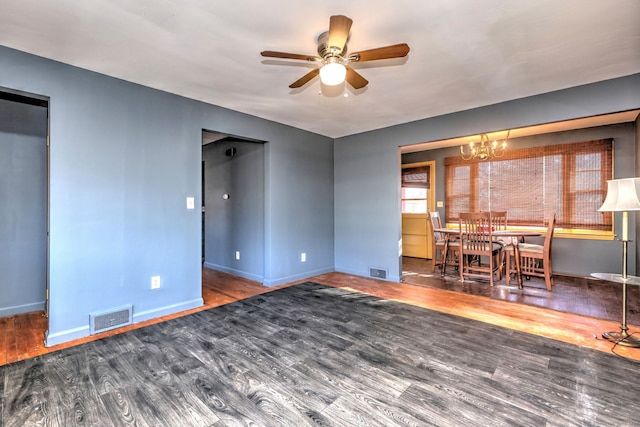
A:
317,31,348,59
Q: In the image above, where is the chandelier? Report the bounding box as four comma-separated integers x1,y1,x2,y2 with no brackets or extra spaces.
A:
460,131,510,161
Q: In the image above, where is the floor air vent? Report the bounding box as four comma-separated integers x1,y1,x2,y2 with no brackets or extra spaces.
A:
90,305,133,334
369,268,387,279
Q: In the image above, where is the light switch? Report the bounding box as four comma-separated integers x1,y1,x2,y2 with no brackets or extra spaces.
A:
437,201,444,208
186,197,195,209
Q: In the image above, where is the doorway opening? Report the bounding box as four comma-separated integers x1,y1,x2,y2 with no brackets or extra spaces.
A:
201,130,266,284
401,161,436,259
0,88,50,321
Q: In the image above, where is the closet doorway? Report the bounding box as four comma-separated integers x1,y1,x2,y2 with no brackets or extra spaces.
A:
201,130,266,283
0,89,49,318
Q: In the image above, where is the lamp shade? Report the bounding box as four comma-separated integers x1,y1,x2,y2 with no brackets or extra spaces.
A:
319,62,346,86
598,178,640,212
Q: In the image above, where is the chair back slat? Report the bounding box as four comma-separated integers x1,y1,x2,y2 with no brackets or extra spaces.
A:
490,211,507,231
429,211,442,240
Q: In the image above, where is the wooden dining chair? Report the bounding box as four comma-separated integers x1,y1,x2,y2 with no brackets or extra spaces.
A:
429,211,459,273
505,212,557,290
459,212,504,286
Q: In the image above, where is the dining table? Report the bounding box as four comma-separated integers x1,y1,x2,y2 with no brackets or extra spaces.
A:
435,228,542,288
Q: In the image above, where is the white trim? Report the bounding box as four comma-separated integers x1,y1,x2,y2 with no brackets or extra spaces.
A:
133,298,203,324
262,267,334,287
203,262,264,283
44,298,203,347
0,301,46,318
45,324,90,347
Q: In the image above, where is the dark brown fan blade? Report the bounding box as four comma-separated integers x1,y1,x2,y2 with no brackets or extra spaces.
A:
349,43,410,62
289,68,320,88
261,51,319,61
345,66,368,89
327,15,353,52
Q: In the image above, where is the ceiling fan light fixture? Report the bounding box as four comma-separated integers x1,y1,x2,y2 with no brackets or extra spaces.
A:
319,59,346,86
260,15,409,90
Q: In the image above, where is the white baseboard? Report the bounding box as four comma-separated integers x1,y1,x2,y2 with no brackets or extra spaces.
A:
202,262,264,283
0,300,45,318
335,266,400,283
262,267,334,287
45,324,90,347
44,298,204,347
132,298,203,324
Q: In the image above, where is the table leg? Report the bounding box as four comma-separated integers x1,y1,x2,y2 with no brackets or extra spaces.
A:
440,237,449,276
513,238,523,289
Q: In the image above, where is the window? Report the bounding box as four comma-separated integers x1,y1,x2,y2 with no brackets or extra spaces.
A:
444,139,613,232
402,165,430,214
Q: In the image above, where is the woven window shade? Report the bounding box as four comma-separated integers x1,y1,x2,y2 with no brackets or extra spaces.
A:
402,166,430,189
445,139,613,230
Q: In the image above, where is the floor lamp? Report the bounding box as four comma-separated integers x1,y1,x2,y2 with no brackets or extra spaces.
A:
592,177,640,347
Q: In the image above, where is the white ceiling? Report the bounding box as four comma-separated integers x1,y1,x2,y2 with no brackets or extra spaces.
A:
2,0,640,139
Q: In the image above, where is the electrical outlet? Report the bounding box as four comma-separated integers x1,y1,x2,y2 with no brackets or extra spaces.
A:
235,251,240,260
301,252,306,262
151,276,161,289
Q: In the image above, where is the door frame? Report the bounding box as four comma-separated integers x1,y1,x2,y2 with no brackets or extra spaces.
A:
401,160,436,258
0,87,50,317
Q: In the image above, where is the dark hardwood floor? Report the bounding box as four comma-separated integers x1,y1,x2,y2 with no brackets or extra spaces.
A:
3,262,640,367
402,256,640,325
2,264,640,425
0,269,292,366
2,281,639,426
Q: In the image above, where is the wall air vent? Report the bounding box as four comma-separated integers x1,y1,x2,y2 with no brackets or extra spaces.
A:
369,268,387,279
89,305,133,335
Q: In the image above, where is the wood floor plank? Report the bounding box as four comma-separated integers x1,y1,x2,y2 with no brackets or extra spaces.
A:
0,316,10,365
40,349,110,426
3,266,640,369
3,281,640,426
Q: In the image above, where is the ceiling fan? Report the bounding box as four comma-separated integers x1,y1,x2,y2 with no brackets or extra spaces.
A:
261,15,410,89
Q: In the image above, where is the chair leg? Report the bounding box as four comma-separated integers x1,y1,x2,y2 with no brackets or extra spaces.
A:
505,253,512,285
489,255,495,287
495,251,504,281
544,266,553,291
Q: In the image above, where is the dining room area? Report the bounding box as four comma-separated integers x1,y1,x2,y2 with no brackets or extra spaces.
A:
400,113,640,349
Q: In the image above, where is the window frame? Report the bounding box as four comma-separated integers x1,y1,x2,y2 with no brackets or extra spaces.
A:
402,161,435,215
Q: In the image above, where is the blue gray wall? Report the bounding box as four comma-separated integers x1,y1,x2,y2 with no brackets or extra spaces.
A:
0,45,334,346
0,98,47,317
335,74,640,281
402,122,637,276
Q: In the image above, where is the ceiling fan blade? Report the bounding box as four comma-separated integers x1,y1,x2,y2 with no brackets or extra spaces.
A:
345,66,368,89
289,68,320,88
261,51,319,61
349,43,410,62
327,15,353,52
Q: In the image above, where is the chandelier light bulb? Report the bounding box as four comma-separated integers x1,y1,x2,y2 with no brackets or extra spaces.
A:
460,131,510,161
